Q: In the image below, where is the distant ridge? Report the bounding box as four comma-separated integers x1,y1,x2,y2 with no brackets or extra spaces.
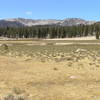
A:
0,18,96,27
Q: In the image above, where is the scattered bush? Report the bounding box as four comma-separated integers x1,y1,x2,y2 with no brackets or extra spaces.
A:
3,93,27,100
12,87,25,95
46,42,54,45
53,68,58,71
4,94,14,100
1,44,8,51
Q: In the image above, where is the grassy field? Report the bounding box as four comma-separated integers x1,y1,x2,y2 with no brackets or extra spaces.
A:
0,40,100,100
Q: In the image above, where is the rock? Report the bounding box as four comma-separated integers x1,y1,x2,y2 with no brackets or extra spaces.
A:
75,49,87,53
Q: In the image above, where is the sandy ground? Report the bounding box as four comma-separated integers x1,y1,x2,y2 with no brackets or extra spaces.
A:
0,36,96,41
55,43,100,45
45,36,96,40
0,50,100,100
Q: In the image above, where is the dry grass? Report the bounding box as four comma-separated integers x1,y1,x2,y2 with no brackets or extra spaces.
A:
0,40,100,100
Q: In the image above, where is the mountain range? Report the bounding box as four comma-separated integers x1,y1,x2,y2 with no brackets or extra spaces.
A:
0,18,96,27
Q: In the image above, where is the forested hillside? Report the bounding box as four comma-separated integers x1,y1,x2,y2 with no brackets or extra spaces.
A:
0,23,99,39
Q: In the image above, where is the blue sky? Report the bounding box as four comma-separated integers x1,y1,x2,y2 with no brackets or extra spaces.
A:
0,0,100,21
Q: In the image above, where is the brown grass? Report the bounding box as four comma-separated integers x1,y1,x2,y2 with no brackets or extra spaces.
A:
0,40,100,100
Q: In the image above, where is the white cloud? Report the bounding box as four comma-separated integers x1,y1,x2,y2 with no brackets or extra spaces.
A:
25,11,33,15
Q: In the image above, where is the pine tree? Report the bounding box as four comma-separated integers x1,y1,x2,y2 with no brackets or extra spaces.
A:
96,32,99,39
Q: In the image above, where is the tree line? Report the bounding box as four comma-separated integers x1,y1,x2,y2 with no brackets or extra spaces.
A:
0,23,99,39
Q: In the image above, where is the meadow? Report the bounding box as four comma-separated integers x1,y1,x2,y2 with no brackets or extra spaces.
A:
0,40,100,100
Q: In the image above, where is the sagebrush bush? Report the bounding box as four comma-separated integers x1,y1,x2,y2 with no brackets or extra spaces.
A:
1,44,8,51
4,94,14,100
3,93,27,100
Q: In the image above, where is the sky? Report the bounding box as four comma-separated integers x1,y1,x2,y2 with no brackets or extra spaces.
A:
0,0,100,21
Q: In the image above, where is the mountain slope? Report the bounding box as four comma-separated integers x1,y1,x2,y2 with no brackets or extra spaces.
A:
59,18,95,26
0,18,96,27
0,20,24,27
